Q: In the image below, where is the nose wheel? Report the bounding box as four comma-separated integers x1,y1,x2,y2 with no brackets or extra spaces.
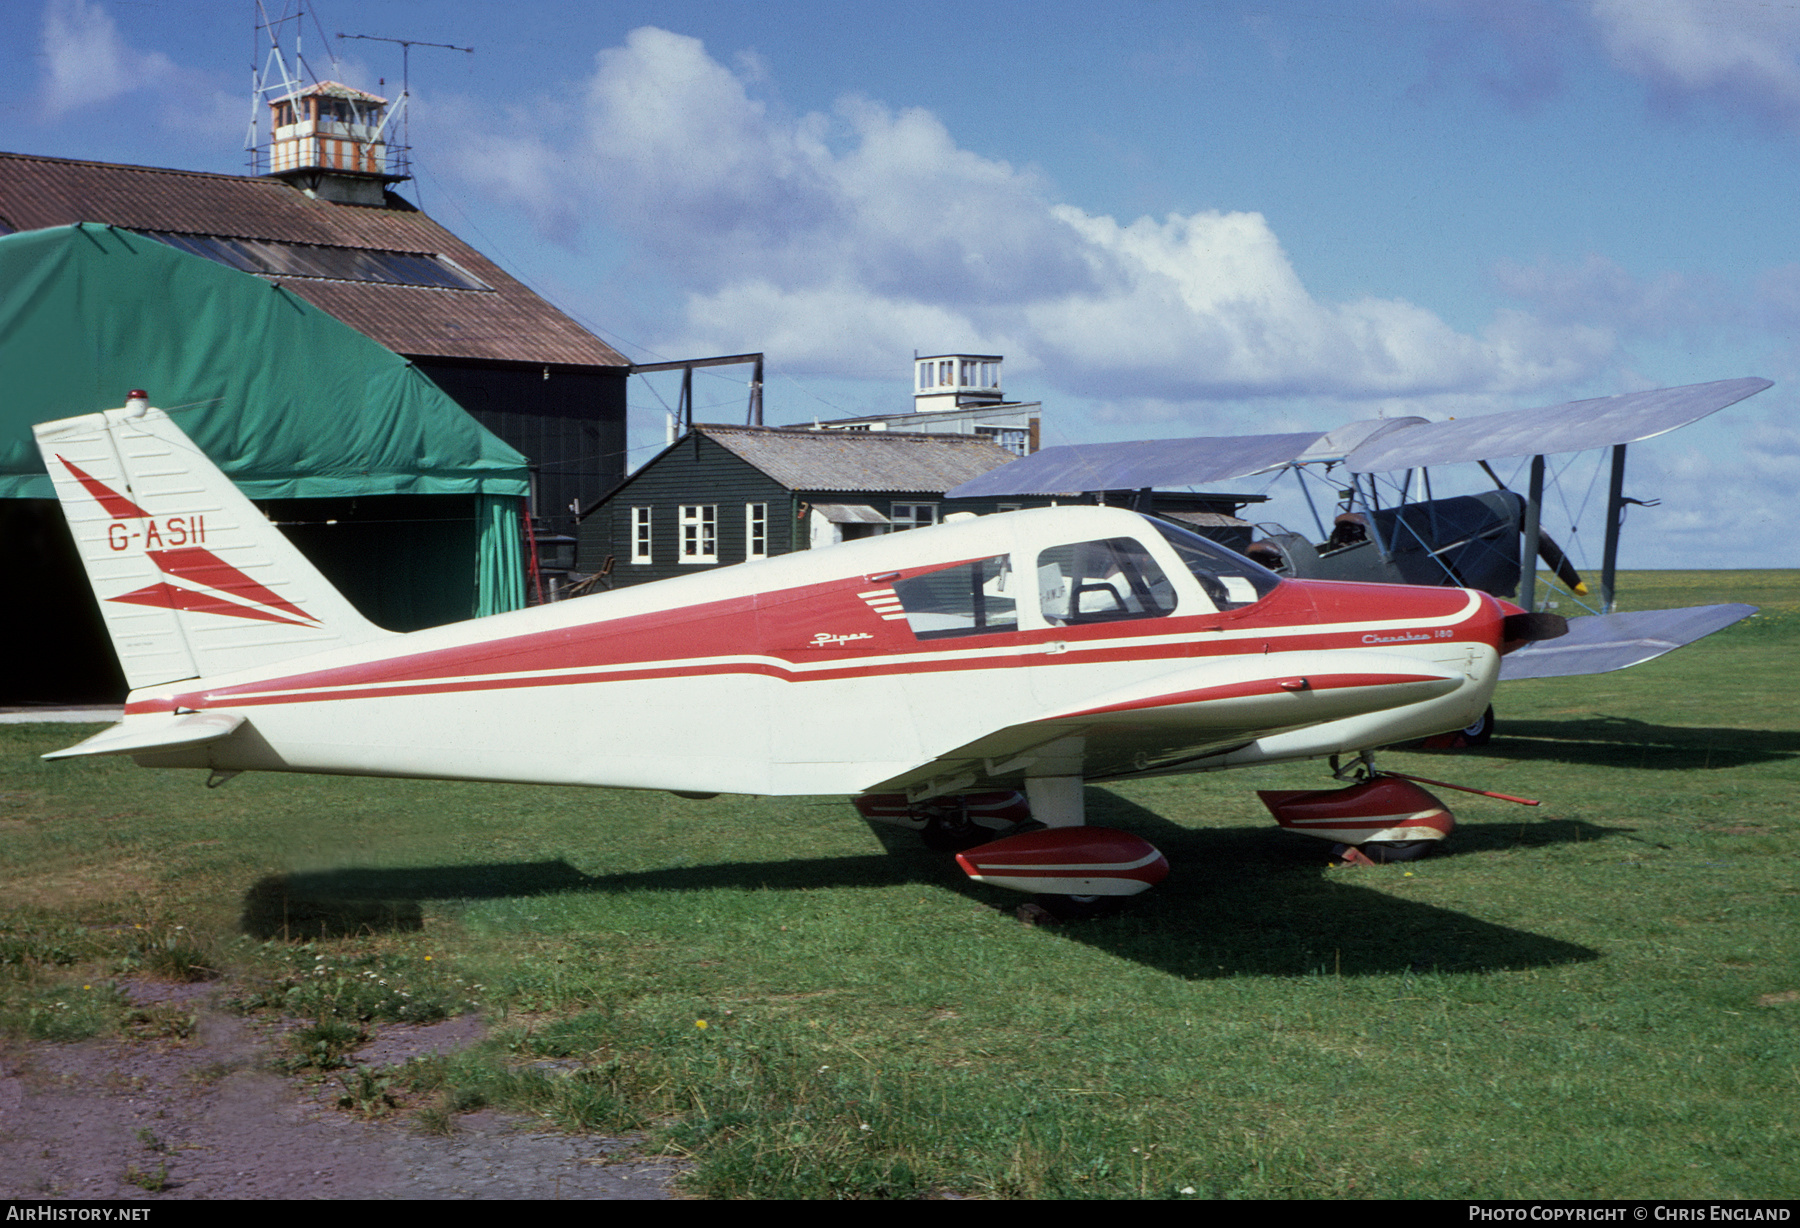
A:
1338,839,1433,864
1026,893,1120,922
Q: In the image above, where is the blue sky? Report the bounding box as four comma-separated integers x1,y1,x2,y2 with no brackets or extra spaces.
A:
4,0,1798,573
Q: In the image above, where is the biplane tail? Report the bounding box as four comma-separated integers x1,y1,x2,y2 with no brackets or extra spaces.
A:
33,396,392,695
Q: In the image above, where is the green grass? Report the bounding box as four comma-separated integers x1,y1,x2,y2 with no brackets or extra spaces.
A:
3,570,1797,1198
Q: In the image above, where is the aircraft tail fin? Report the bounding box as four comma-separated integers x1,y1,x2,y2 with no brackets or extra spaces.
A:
33,398,393,692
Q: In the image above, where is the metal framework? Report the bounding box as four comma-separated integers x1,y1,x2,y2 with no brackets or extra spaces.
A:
630,353,766,430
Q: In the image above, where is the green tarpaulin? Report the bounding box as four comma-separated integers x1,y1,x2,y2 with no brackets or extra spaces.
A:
1,223,529,624
0,223,530,500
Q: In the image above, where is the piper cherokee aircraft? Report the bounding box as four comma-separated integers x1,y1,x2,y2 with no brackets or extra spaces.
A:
35,396,1574,912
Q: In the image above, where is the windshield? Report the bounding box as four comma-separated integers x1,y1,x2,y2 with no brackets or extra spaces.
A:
1147,519,1282,610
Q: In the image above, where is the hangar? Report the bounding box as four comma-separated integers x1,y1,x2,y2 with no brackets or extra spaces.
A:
0,223,531,701
0,149,631,543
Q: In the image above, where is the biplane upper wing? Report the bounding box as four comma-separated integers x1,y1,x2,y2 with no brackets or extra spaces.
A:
946,431,1323,498
1498,603,1757,680
1344,378,1773,472
951,378,1772,497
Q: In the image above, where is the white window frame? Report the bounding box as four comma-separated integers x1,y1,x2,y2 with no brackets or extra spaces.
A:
680,504,718,564
746,503,768,560
889,503,938,532
631,507,652,564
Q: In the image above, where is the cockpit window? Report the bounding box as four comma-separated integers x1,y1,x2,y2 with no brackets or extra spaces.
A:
1037,538,1177,625
891,555,1018,639
1147,519,1281,610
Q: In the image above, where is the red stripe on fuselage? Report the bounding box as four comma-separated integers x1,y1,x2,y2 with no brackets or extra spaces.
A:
123,576,1500,715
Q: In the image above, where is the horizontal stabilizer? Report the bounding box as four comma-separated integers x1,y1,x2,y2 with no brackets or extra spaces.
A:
1499,603,1755,680
43,711,245,761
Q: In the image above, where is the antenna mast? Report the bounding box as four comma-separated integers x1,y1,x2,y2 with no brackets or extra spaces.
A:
247,0,336,173
336,32,474,180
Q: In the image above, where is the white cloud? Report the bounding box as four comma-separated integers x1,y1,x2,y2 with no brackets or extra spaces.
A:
1623,408,1800,567
1025,207,1611,400
1494,253,1738,338
451,26,1613,408
39,0,175,120
1588,0,1800,123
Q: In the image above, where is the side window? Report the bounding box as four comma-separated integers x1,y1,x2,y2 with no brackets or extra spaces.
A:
745,503,767,560
890,503,938,532
1147,519,1280,610
890,555,1018,640
1037,538,1177,625
631,507,652,565
680,505,717,564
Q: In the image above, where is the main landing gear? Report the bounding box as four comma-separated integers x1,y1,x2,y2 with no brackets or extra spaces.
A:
853,779,1170,918
853,755,1538,914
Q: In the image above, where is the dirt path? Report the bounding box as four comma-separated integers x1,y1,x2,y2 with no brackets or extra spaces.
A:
0,981,683,1200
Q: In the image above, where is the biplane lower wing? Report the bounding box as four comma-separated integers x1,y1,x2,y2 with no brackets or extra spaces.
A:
1497,603,1756,680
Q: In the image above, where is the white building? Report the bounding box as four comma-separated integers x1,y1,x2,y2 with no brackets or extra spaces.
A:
810,354,1041,456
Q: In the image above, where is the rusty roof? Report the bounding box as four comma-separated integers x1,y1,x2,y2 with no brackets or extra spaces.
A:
278,80,388,104
696,424,1019,493
0,151,626,369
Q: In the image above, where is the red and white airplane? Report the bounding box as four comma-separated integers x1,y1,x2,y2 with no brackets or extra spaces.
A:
34,396,1564,912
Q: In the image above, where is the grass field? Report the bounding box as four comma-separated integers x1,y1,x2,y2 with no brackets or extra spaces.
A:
3,571,1797,1198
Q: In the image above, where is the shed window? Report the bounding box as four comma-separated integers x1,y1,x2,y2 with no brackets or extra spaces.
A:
631,507,652,564
746,503,768,560
890,503,938,532
680,505,717,563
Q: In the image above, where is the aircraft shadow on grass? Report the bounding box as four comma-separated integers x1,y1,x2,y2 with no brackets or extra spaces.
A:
242,790,1599,980
1474,717,1800,771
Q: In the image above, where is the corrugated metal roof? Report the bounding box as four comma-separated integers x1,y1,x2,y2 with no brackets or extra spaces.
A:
0,152,627,369
698,425,1018,493
812,502,891,524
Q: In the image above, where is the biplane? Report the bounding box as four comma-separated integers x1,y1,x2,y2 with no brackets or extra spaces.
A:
33,394,1581,912
949,377,1770,708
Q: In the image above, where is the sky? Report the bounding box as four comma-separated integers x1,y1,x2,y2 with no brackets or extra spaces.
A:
3,0,1798,575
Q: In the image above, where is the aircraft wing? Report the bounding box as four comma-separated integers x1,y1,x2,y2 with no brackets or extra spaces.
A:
1498,603,1756,680
1347,378,1772,472
946,378,1769,497
865,648,1475,796
945,431,1324,498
